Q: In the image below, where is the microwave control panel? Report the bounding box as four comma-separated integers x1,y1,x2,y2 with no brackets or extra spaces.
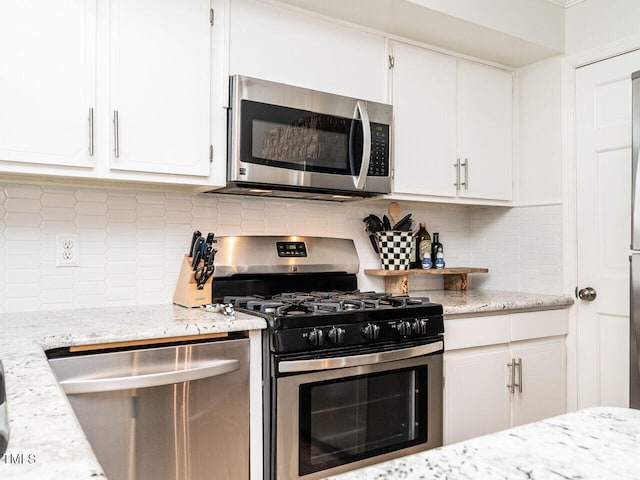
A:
368,123,390,177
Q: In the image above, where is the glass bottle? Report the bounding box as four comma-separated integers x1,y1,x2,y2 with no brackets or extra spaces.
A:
431,232,443,265
413,223,431,269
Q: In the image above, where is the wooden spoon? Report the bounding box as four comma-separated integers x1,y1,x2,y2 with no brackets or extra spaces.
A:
388,201,402,225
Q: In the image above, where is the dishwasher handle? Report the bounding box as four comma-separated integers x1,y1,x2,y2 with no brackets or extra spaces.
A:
60,358,240,395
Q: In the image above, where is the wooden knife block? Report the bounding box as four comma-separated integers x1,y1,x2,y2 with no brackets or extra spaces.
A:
173,255,213,308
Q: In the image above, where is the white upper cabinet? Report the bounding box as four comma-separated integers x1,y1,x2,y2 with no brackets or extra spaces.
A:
457,61,513,201
229,0,386,103
0,0,221,188
109,0,211,177
390,41,514,204
392,43,457,198
0,0,97,169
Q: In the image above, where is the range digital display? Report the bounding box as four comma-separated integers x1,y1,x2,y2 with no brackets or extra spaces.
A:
276,242,307,257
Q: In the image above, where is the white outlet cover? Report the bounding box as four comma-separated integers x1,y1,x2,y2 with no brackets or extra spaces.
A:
56,234,79,267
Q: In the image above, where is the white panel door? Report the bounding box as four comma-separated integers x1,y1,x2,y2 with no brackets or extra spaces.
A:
444,345,511,444
391,42,457,198
575,50,640,408
511,337,566,426
457,61,513,201
0,0,96,168
109,0,211,176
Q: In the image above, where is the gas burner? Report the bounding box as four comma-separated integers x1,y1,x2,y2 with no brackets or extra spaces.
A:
276,303,317,317
246,300,287,314
223,295,265,307
273,293,318,303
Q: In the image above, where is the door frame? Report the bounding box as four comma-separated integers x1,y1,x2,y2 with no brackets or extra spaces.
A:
562,34,640,411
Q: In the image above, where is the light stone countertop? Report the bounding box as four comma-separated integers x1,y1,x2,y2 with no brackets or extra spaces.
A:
0,304,267,479
416,289,574,316
0,290,572,478
323,406,640,480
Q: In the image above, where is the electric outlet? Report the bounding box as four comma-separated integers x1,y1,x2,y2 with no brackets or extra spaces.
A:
56,234,79,267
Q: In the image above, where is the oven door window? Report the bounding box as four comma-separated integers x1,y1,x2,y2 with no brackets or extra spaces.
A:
240,100,364,175
298,365,427,476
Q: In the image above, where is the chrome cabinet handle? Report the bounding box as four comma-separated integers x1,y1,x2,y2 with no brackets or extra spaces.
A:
507,358,523,394
514,358,522,393
113,110,120,158
88,108,94,156
507,359,515,393
454,158,461,190
461,158,468,190
353,101,371,190
59,358,239,394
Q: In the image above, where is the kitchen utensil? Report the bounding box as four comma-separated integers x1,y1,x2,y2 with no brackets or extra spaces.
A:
188,230,201,257
392,213,413,231
382,215,392,230
363,214,385,253
191,237,204,269
388,202,402,225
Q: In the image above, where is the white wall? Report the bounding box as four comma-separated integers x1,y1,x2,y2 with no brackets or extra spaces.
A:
565,0,640,54
411,0,565,52
469,205,564,294
515,56,564,205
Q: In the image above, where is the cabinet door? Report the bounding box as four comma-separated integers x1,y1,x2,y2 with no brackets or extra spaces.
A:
457,61,513,201
511,337,566,427
391,43,457,197
444,346,511,444
229,0,386,103
109,0,211,176
0,0,96,168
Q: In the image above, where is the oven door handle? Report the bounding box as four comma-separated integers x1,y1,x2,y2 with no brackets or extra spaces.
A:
278,340,443,374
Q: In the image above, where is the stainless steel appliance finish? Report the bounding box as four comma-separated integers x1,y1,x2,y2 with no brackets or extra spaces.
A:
212,235,359,278
631,70,640,409
48,338,250,480
210,236,444,480
217,75,393,201
275,344,443,480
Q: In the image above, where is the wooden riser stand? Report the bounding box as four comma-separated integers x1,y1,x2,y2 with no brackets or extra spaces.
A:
364,267,488,295
173,255,213,308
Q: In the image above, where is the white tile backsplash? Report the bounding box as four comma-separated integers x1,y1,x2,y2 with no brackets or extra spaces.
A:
0,181,564,313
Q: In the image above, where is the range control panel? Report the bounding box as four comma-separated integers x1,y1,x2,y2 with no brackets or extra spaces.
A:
276,241,307,257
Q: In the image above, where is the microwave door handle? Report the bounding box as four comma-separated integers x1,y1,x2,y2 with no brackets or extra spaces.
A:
353,101,371,190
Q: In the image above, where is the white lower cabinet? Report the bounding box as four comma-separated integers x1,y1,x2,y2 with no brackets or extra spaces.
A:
443,311,567,445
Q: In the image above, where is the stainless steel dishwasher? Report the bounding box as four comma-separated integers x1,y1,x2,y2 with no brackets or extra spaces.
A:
48,336,250,480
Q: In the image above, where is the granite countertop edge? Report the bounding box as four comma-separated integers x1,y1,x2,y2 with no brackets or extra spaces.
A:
0,303,267,479
0,290,572,478
416,289,574,315
323,406,640,480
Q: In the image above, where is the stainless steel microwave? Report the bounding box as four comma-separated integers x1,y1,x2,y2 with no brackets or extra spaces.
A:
219,75,393,201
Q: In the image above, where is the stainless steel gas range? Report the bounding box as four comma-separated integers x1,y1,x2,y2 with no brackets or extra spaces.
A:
211,236,444,480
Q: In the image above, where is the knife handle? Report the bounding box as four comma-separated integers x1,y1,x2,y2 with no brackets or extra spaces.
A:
189,231,201,257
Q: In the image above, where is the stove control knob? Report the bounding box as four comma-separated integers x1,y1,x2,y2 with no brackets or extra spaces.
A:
396,320,412,337
328,327,345,344
362,323,380,341
412,319,428,335
307,328,325,346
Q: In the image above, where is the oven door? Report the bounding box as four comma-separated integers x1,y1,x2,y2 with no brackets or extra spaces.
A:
274,344,443,480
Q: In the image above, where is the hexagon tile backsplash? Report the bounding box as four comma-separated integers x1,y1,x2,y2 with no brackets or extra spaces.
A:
0,182,563,313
